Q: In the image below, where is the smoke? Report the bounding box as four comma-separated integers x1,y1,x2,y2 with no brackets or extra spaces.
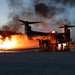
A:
1,0,75,32
53,0,75,6
35,0,75,25
35,0,75,6
1,0,37,32
35,3,65,18
1,0,24,32
34,0,68,30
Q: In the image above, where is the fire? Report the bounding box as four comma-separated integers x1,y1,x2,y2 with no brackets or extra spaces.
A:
58,43,67,50
0,32,67,51
51,30,56,33
0,34,39,50
58,44,62,50
0,37,16,50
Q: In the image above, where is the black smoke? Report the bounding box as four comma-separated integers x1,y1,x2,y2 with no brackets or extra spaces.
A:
34,0,75,26
35,3,65,18
54,0,75,6
1,0,75,32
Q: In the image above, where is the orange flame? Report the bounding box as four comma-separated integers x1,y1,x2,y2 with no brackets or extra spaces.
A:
0,37,16,50
0,34,39,50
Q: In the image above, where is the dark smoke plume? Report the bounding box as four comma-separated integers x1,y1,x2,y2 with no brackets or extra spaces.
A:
35,3,65,18
34,0,75,6
35,3,49,18
54,0,75,6
1,0,75,32
34,0,75,28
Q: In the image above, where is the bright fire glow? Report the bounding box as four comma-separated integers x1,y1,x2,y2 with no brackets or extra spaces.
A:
63,43,66,49
51,31,56,33
0,34,39,50
58,44,61,50
58,43,66,50
63,43,66,47
0,34,67,51
0,37,16,50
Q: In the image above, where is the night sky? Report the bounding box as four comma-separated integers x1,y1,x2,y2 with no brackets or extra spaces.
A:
0,0,75,41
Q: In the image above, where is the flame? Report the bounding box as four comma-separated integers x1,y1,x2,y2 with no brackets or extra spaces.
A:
0,34,39,50
51,31,56,33
58,43,67,50
0,33,67,51
0,37,16,50
63,43,66,47
58,44,61,50
0,33,56,51
63,43,66,49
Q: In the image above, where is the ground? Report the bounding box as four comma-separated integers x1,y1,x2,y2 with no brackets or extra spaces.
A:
0,50,75,75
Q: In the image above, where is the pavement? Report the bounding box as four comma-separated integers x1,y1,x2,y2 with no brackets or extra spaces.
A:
0,51,75,75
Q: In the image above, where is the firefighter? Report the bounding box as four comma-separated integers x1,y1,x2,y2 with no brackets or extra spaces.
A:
37,39,42,48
